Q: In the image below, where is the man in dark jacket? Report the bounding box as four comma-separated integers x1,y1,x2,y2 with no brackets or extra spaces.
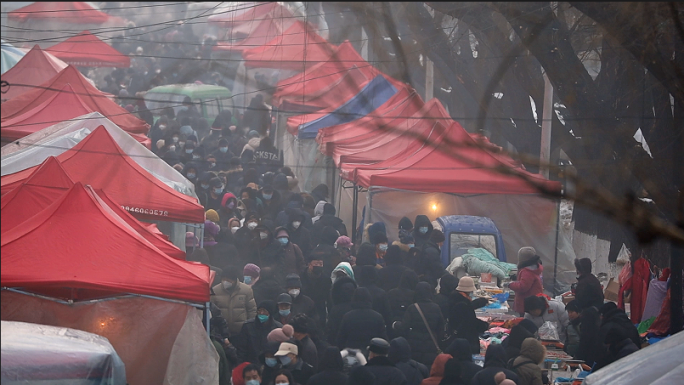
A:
377,245,410,292
501,320,538,363
312,203,348,241
327,275,357,344
307,346,348,385
276,194,313,230
259,184,283,221
274,341,315,385
470,344,519,385
356,265,392,329
599,303,641,352
252,267,284,306
337,288,388,351
412,215,433,249
285,273,317,321
388,337,428,385
234,300,283,364
249,222,283,276
285,208,313,257
434,273,459,322
387,270,419,329
444,338,482,384
573,258,605,311
301,251,332,330
360,338,407,385
594,326,639,371
289,314,319,372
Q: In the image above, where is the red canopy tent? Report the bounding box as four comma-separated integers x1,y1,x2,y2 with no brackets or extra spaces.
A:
208,2,282,29
0,45,67,100
1,84,95,141
347,119,560,194
1,66,149,136
0,156,186,260
1,182,211,303
46,30,130,68
8,2,113,24
242,21,337,71
212,16,289,54
272,41,375,110
0,126,205,223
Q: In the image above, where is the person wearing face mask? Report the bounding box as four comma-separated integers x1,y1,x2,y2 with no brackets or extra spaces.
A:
273,370,296,385
233,212,260,263
161,142,181,166
176,96,201,128
225,157,244,194
202,119,224,155
234,299,282,364
212,138,235,171
219,193,239,225
206,156,218,172
204,177,226,211
259,185,283,221
183,163,199,184
274,227,306,278
373,232,389,268
211,266,258,337
243,263,260,287
301,253,332,331
242,364,262,385
284,274,316,322
257,340,283,385
412,215,433,250
275,293,294,324
392,233,415,267
285,209,312,258
274,342,314,385
377,245,410,292
196,171,214,208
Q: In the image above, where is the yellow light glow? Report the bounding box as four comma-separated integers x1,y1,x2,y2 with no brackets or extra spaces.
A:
432,204,437,211
100,322,106,327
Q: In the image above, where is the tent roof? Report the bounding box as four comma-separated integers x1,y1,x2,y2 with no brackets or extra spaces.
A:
1,182,211,303
273,41,373,108
242,20,336,71
1,126,204,223
8,2,112,24
1,66,149,135
1,45,68,100
212,16,289,54
0,156,185,260
1,112,192,197
208,2,281,28
46,30,130,68
348,118,560,194
1,84,94,141
317,88,426,163
287,75,400,138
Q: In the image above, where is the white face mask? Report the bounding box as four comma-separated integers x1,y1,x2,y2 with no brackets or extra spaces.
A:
222,281,233,290
168,145,176,152
247,222,258,230
292,221,301,229
231,226,240,234
259,232,268,240
288,289,300,298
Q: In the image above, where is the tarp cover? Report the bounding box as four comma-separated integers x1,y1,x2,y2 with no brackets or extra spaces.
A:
0,45,68,100
0,182,211,303
584,331,684,385
289,75,399,138
46,30,130,67
1,320,126,385
1,112,194,198
8,2,113,24
1,40,25,74
242,20,336,71
1,127,205,223
208,2,279,28
1,292,219,385
1,84,95,141
212,16,288,53
1,66,149,135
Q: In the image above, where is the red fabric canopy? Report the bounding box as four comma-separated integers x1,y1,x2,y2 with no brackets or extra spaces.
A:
1,126,205,223
242,21,336,70
0,45,67,101
1,182,211,303
347,117,560,194
0,156,185,259
317,88,426,163
273,41,374,110
208,2,282,28
46,30,130,68
212,16,289,54
8,2,112,24
1,84,94,141
1,66,149,135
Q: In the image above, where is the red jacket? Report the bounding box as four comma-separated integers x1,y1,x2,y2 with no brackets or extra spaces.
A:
509,265,544,314
618,257,650,323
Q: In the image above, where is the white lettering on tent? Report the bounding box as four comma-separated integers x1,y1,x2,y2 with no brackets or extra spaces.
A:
122,206,169,217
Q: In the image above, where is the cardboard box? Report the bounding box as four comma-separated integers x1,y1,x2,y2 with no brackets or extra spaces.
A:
562,295,575,305
604,278,620,302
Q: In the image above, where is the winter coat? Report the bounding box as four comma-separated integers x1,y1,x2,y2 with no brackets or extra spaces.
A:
523,299,570,342
311,214,348,244
286,209,313,257
287,358,316,385
574,273,604,311
252,276,284,306
356,265,393,328
277,241,306,277
502,324,534,363
211,282,258,336
564,319,581,358
450,302,488,354
364,356,408,385
298,335,319,372
234,316,282,363
301,268,332,329
327,277,357,344
509,266,544,315
306,371,347,385
377,264,410,292
599,308,641,351
511,339,545,385
444,338,482,384
336,288,388,351
396,283,445,367
260,190,283,221
618,257,650,323
470,344,519,385
412,215,433,250
388,287,416,325
389,337,429,385
419,353,453,385
291,293,317,321
594,338,639,371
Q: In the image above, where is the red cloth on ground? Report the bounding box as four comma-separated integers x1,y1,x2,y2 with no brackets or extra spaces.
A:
618,257,650,323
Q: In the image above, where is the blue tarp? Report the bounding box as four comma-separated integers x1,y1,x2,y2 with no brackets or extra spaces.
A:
297,75,397,139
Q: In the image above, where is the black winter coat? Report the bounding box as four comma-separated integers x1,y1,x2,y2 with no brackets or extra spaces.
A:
234,317,282,364
252,277,284,305
445,338,482,384
301,268,332,329
363,356,408,385
356,266,392,328
377,264,410,292
599,308,641,351
470,345,519,385
291,293,317,320
311,214,348,244
574,273,605,311
388,337,429,385
396,286,445,367
298,335,319,372
336,290,388,351
306,371,348,385
387,288,415,325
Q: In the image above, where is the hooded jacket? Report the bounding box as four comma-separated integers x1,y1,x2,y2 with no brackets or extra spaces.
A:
523,298,570,342
283,208,313,257
389,337,429,385
327,277,357,344
234,300,283,364
574,272,605,311
251,269,284,307
420,353,453,385
211,281,258,336
599,308,641,352
331,262,355,283
434,274,458,320
413,215,433,249
336,287,388,350
502,322,535,362
377,246,410,292
356,265,392,328
444,338,483,384
307,346,348,385
312,200,327,223
388,270,419,324
471,344,519,385
512,338,545,385
509,265,544,314
396,282,445,367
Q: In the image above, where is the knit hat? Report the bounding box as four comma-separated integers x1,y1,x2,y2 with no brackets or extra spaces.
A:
399,216,413,231
277,293,293,305
267,325,295,343
248,130,260,139
456,276,476,292
367,338,390,355
185,231,199,248
335,236,353,248
243,263,260,278
518,247,537,264
285,273,302,289
205,209,220,223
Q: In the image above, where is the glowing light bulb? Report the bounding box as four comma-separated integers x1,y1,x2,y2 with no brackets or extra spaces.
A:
432,204,437,211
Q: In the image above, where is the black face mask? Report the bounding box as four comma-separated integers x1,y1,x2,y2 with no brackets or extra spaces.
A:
311,266,323,275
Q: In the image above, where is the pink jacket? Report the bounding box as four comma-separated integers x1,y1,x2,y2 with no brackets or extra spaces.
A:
510,265,544,314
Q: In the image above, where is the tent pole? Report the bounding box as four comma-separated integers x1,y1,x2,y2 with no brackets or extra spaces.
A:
205,301,211,336
199,222,205,248
352,183,358,245
552,160,565,296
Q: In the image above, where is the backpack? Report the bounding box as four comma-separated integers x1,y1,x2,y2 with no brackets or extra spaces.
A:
341,348,364,374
